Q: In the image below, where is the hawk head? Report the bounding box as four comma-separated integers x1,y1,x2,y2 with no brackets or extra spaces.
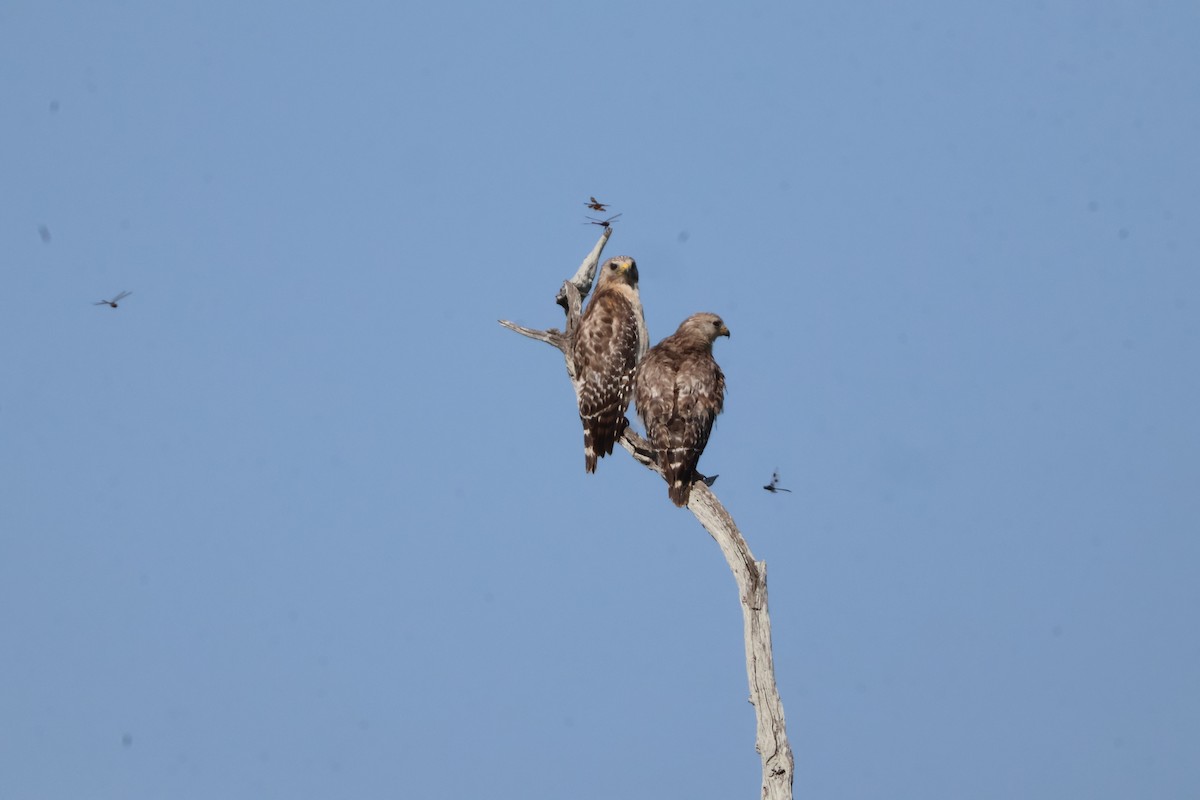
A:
596,256,639,289
678,312,730,344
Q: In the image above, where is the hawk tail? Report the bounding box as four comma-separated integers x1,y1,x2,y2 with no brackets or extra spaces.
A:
582,412,628,473
583,428,598,473
658,436,697,507
668,477,692,507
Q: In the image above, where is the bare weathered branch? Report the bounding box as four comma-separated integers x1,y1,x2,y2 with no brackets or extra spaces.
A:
689,485,794,800
499,229,612,386
501,229,794,799
496,320,566,350
617,428,657,469
558,225,613,308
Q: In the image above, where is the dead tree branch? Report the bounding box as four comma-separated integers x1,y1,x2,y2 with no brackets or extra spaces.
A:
499,229,795,800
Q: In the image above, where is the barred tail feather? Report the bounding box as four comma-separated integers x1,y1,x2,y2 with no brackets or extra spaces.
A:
583,428,598,473
668,476,692,507
582,412,629,473
648,423,696,507
664,444,696,506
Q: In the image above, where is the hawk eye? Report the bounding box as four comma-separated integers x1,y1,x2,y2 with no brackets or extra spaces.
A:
610,262,619,270
712,319,722,328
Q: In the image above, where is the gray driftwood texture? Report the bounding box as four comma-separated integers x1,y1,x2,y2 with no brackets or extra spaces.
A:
499,228,795,800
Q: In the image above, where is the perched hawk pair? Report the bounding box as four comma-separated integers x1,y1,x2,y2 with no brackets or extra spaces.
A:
572,255,729,507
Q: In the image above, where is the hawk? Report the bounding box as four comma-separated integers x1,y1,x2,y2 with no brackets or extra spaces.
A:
572,256,647,472
635,313,729,506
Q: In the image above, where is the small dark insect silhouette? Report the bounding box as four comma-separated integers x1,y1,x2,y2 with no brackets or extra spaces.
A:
585,213,622,228
94,290,132,308
763,470,792,493
584,196,609,212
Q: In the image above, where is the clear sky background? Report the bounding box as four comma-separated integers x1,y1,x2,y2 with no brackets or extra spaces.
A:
2,2,1198,798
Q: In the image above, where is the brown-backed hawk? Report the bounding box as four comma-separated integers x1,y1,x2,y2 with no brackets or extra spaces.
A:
635,312,729,506
572,256,647,472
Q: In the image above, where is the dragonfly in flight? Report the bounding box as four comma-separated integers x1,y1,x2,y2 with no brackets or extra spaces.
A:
763,470,792,494
94,291,132,308
584,213,622,228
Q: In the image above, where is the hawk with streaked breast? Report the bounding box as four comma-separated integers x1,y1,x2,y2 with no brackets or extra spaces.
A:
635,313,729,506
572,256,647,472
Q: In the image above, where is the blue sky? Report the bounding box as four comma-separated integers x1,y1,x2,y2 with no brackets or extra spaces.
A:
2,2,1198,798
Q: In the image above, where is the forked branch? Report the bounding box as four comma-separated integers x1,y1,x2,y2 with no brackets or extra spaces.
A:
499,229,794,800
